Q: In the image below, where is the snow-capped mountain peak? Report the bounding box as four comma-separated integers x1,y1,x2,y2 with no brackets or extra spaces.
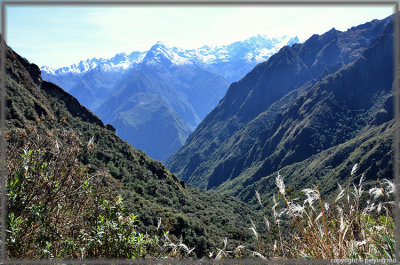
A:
40,65,56,74
144,41,191,65
41,34,299,77
40,51,146,75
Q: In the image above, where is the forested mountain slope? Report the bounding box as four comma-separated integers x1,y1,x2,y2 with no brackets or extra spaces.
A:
96,43,230,161
5,41,261,258
167,16,393,197
41,36,298,162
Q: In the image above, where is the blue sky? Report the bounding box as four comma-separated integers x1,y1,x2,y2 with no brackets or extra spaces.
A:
5,4,394,68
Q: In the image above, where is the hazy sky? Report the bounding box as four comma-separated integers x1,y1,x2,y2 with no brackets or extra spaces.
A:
5,4,394,68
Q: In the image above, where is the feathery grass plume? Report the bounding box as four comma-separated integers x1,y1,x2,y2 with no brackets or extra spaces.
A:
87,135,95,149
255,190,262,207
357,174,365,196
162,233,195,258
156,217,162,231
311,167,391,258
178,243,195,255
302,188,318,210
370,178,394,200
288,202,305,217
215,251,223,261
215,237,228,261
272,194,285,257
249,162,393,260
55,139,60,151
276,172,285,195
359,173,365,185
345,164,359,203
272,195,279,220
321,170,390,258
234,245,245,253
254,190,272,247
382,179,395,194
352,183,362,200
315,212,323,222
316,185,334,258
369,187,384,199
354,240,367,247
249,220,258,239
336,183,345,203
278,208,289,219
252,251,267,260
264,215,270,231
377,202,382,214
275,173,313,257
351,163,359,176
362,200,376,214
340,215,345,232
165,242,178,253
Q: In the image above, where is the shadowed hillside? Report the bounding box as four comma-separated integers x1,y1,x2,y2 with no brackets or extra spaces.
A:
167,15,394,202
5,40,262,258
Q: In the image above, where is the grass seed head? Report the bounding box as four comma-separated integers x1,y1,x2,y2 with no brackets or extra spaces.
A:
351,163,359,176
276,172,285,195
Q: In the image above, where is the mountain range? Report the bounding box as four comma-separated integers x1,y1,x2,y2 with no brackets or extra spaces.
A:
5,12,396,259
167,16,394,205
41,35,299,88
41,35,299,161
5,39,263,258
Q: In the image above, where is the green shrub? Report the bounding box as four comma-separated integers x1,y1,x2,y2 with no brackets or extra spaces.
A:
6,127,156,259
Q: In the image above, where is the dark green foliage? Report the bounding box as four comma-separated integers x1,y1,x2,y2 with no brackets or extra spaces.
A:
6,127,156,259
5,40,261,258
167,15,394,205
232,121,393,207
5,13,396,259
221,19,395,203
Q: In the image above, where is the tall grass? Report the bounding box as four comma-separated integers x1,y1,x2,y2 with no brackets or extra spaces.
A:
252,168,395,259
6,126,395,260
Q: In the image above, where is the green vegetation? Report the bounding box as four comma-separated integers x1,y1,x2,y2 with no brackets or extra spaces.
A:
5,41,261,258
6,127,394,260
4,16,396,261
96,60,229,161
248,168,395,259
6,127,157,258
5,126,261,260
167,16,393,198
221,119,393,206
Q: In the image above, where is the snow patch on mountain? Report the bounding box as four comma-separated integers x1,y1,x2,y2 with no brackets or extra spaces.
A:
143,42,192,65
41,51,146,75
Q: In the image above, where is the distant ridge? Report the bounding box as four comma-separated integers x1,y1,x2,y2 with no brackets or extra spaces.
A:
41,35,298,82
5,38,262,258
167,15,394,203
41,35,298,161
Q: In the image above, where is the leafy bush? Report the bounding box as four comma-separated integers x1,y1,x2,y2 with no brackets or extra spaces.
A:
6,126,157,259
